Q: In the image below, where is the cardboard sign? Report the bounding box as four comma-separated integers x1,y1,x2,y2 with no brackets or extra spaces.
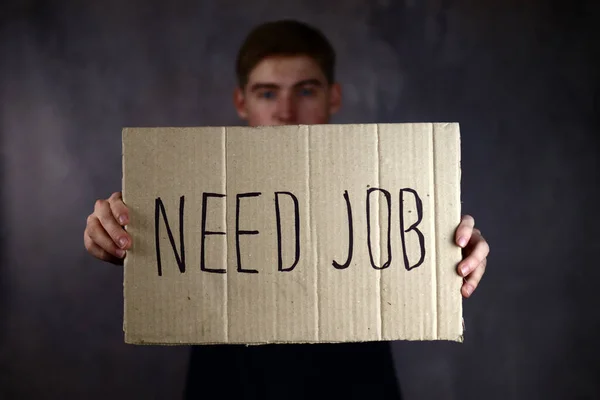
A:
122,123,463,345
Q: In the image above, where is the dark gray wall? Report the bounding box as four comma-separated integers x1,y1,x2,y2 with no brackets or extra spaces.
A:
1,0,599,399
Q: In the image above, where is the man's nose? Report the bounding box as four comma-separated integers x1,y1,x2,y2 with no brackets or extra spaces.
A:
275,95,297,123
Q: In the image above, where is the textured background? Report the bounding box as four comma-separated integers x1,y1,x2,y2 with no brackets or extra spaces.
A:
1,0,599,399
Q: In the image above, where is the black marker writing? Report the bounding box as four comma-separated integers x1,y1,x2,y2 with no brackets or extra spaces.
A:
236,192,261,273
155,196,185,277
201,193,226,273
399,188,425,270
275,192,301,272
366,188,392,270
332,190,353,270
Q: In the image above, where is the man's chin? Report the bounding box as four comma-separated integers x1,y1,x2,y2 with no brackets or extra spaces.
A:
246,118,330,127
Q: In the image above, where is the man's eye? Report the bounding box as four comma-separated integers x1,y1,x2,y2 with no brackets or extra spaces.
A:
299,88,315,97
259,91,275,99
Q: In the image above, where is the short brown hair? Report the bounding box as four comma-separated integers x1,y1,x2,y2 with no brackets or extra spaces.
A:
235,20,336,89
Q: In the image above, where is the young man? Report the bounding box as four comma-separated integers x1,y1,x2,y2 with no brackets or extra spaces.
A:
84,20,489,399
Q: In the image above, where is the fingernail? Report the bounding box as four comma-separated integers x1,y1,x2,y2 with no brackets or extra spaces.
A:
116,249,125,258
119,215,127,225
458,237,467,247
460,264,469,276
465,284,473,296
118,237,128,248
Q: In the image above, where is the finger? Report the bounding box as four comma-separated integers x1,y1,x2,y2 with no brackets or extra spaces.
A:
458,232,490,277
85,233,124,265
87,216,128,259
462,258,486,298
94,199,131,250
108,191,129,226
455,215,475,248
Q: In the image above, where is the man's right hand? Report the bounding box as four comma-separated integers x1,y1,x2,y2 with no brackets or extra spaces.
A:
84,191,131,265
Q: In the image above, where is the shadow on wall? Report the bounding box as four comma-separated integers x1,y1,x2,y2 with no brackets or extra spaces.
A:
0,121,8,393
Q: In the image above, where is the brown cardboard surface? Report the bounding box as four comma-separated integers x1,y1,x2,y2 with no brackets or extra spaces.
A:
122,123,463,345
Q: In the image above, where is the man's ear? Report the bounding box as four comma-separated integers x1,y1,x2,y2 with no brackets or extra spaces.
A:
328,82,342,115
233,86,248,120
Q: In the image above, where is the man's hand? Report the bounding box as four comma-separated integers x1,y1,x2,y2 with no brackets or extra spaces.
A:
455,215,489,298
84,191,131,265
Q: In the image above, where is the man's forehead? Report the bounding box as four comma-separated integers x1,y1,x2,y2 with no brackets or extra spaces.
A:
246,55,327,86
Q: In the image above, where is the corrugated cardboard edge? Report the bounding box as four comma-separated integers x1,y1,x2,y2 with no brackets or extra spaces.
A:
457,122,465,343
433,122,464,343
122,127,128,337
454,122,465,343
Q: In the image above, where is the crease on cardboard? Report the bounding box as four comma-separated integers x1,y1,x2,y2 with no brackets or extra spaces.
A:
224,126,229,342
431,123,439,340
307,125,319,342
376,123,383,341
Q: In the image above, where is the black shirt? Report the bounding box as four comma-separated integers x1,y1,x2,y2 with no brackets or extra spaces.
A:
184,341,402,399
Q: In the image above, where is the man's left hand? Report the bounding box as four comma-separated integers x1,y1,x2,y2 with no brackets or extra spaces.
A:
455,215,489,298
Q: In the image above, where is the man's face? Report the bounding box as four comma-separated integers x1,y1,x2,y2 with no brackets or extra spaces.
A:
233,55,341,126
